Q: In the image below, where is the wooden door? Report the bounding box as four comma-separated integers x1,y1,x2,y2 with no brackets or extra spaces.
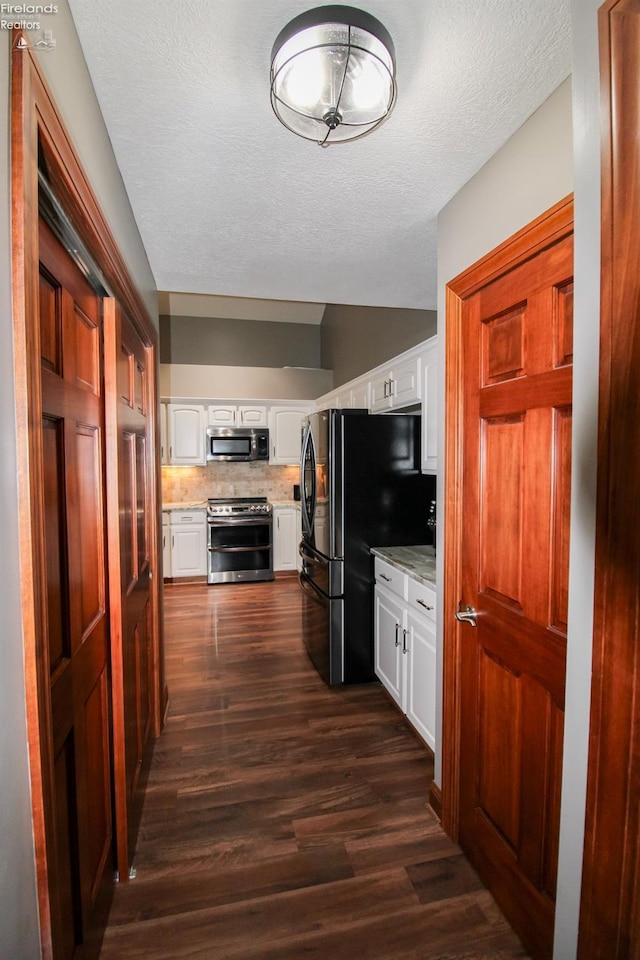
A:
579,2,640,955
443,200,573,960
38,218,113,958
104,300,154,878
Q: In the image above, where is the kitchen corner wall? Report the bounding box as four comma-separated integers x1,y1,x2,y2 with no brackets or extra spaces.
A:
321,303,437,386
162,462,300,504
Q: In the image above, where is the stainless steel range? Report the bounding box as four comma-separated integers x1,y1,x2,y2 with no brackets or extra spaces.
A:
207,497,274,584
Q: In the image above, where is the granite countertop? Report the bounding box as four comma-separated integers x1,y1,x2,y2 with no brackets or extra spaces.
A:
162,501,208,511
270,499,301,508
370,545,436,586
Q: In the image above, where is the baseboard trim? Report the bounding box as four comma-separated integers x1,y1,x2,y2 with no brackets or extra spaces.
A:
429,781,443,821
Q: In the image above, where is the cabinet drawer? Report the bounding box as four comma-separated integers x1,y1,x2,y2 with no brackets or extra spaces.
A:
407,576,436,622
170,510,205,525
374,557,407,600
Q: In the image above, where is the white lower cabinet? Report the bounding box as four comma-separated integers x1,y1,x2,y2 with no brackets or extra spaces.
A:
374,556,436,750
374,587,405,706
162,511,171,577
273,506,298,571
169,510,207,577
295,505,302,571
404,610,436,749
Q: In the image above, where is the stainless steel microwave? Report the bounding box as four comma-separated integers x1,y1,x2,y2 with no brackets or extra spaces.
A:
206,427,270,462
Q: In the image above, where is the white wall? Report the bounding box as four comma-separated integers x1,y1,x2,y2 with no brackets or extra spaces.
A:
435,75,588,959
0,32,42,960
28,2,158,325
435,74,573,782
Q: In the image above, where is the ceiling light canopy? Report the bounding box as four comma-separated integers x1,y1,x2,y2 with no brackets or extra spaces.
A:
270,5,396,146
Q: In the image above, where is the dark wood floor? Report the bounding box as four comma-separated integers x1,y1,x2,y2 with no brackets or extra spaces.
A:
99,577,529,959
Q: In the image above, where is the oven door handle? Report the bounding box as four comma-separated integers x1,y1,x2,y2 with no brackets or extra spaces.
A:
208,545,272,553
208,516,272,525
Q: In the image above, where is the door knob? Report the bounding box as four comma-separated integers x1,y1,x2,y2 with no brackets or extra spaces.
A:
455,604,477,627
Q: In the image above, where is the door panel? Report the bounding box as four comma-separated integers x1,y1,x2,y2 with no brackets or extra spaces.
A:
104,300,154,878
454,222,573,959
39,217,113,958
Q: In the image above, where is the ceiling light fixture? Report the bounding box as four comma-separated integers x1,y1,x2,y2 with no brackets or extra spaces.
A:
270,5,396,146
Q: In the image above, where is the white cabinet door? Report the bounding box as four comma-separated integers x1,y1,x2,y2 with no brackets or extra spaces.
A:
390,355,421,408
168,404,205,465
170,524,206,576
208,405,237,426
238,405,268,427
273,507,297,571
374,586,405,708
160,402,168,464
349,380,370,410
422,345,438,474
208,404,268,427
269,406,308,464
295,506,302,571
162,513,171,578
370,371,392,413
405,610,436,750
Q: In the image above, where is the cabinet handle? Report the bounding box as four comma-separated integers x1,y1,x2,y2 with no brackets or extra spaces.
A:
172,535,175,548
169,446,173,459
163,534,165,548
388,377,395,397
395,623,401,647
379,573,392,582
402,628,408,654
416,598,434,611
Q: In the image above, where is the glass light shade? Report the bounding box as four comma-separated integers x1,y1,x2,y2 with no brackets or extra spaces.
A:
270,6,396,145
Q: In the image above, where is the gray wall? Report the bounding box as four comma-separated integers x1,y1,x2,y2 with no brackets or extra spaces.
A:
321,303,437,387
1,5,160,954
436,77,577,959
160,315,322,368
160,363,332,401
29,2,158,326
554,5,601,957
0,32,42,960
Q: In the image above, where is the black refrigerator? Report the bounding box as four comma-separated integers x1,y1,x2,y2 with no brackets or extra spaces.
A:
299,409,436,686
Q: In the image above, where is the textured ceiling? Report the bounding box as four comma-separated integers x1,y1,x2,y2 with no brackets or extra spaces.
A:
67,0,571,311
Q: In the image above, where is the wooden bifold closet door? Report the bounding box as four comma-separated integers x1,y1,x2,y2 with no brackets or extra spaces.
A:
38,217,113,958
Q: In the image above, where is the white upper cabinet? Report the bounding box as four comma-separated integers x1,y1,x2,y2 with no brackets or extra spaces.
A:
370,354,421,413
160,401,168,464
421,342,438,474
269,406,309,464
207,404,268,427
167,404,205,465
313,336,438,474
349,380,370,410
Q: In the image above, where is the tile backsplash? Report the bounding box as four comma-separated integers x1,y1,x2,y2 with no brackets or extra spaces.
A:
162,462,300,504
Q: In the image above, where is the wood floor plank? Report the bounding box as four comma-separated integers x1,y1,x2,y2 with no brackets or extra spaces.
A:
98,579,528,959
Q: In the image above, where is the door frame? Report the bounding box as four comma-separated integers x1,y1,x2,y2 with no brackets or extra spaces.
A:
11,37,165,958
440,195,574,840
